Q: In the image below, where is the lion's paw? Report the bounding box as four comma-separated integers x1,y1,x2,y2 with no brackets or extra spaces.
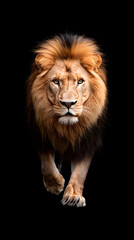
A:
43,173,65,195
61,194,86,207
61,184,86,207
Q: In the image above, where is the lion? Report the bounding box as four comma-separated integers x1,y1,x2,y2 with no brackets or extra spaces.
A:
26,34,107,207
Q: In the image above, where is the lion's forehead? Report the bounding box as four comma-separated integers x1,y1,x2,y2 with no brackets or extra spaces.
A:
48,59,89,80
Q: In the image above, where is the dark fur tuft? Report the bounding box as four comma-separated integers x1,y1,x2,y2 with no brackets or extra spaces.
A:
59,33,79,48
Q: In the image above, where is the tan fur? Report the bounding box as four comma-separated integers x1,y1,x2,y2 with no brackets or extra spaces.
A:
31,57,107,151
27,34,107,207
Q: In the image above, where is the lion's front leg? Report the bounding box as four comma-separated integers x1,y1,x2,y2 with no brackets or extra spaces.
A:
40,152,65,195
61,154,92,207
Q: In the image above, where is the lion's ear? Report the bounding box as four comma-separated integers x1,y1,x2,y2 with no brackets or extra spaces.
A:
35,54,54,71
82,54,102,72
35,55,44,69
91,54,102,70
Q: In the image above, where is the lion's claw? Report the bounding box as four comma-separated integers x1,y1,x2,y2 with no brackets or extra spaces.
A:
61,194,86,207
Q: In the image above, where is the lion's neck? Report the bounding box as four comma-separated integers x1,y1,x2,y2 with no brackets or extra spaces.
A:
43,123,85,153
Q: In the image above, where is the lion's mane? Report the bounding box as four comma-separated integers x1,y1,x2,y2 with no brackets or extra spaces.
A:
27,34,107,156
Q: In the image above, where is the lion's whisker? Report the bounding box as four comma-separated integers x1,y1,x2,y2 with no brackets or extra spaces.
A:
83,108,92,113
45,108,53,112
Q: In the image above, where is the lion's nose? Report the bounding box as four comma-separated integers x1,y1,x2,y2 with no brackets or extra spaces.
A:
60,101,77,109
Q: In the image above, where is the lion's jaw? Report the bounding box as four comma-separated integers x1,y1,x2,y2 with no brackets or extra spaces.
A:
47,59,90,125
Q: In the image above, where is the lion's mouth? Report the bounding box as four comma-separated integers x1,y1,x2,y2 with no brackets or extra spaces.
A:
61,112,78,117
58,112,79,125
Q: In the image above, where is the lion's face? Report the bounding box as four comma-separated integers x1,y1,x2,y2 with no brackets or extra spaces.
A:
47,59,91,125
31,35,107,134
32,58,106,130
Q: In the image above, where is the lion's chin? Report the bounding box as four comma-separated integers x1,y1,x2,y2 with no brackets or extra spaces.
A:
58,116,78,125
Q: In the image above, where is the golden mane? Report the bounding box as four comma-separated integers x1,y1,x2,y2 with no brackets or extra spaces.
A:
34,34,106,81
35,34,99,59
27,34,107,154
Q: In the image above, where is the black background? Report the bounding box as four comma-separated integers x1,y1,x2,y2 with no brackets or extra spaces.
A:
3,2,132,236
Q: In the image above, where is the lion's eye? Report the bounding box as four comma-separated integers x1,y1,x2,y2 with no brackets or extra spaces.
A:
52,79,59,85
77,79,84,84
